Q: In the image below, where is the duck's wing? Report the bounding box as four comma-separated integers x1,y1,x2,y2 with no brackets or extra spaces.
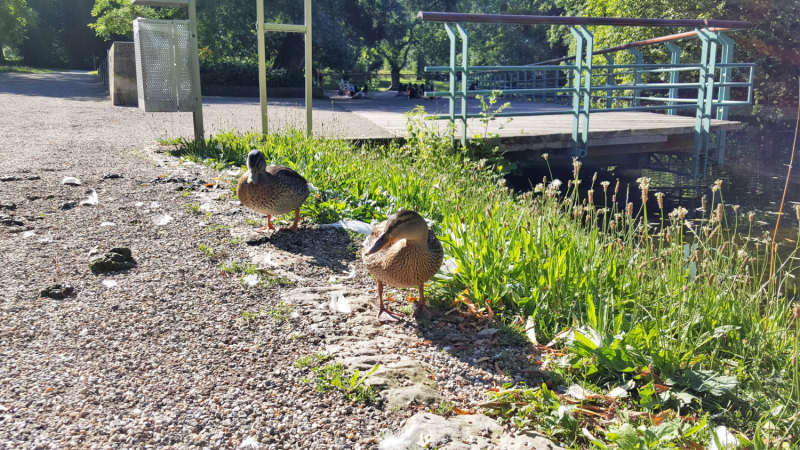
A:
267,165,308,185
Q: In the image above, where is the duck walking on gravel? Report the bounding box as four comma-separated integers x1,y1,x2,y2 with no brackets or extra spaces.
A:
237,149,310,232
362,210,444,322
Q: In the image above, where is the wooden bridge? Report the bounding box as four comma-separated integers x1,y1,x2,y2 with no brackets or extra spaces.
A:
331,92,744,172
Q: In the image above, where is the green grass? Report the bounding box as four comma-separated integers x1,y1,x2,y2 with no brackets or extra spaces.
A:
240,302,294,322
170,115,799,448
0,65,58,74
220,261,293,288
299,359,381,404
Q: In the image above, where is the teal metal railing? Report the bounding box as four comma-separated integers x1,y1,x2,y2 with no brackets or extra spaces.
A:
419,13,754,178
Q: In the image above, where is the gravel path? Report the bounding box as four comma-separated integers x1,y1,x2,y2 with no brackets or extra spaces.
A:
0,73,558,450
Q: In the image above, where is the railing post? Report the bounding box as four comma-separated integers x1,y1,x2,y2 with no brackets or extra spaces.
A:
604,54,614,109
457,24,469,147
665,42,681,115
694,28,718,178
444,24,457,148
569,26,591,157
569,26,583,156
629,48,643,107
579,27,593,157
715,32,734,165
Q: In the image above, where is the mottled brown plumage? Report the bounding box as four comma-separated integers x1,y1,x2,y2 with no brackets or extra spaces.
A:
237,150,309,232
362,210,444,321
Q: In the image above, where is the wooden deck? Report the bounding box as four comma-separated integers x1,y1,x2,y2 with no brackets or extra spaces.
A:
329,91,743,165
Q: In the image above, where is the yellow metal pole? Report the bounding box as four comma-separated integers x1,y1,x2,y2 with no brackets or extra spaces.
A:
304,0,312,136
188,0,204,141
257,0,268,136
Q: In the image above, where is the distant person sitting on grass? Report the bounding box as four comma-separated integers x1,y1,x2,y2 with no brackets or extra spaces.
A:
408,85,417,99
396,83,406,96
363,84,369,96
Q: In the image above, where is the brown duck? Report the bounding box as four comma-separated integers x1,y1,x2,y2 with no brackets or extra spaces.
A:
237,150,310,232
362,210,444,321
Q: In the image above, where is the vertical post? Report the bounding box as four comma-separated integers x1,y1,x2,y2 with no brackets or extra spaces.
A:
665,42,681,116
304,0,312,136
569,26,584,157
715,32,734,165
629,48,643,107
579,27,593,158
694,28,717,178
445,24,456,147
457,24,469,147
604,54,614,109
188,0,204,141
256,0,268,136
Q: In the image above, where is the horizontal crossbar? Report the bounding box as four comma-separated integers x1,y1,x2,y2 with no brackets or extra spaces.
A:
418,12,751,29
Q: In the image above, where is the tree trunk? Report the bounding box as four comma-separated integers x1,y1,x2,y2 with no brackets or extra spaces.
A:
0,40,5,64
271,34,305,71
390,67,401,90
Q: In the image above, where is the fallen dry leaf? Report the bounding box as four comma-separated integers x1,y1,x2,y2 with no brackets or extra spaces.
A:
452,407,474,415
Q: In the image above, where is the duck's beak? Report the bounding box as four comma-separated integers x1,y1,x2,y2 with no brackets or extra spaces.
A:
366,234,392,255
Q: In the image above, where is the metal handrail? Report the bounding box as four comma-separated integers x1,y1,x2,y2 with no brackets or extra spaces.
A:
417,12,751,29
530,28,734,66
419,13,755,178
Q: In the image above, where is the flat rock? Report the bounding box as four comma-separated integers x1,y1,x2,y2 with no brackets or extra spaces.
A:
0,215,23,226
0,202,16,210
400,413,566,449
0,176,18,182
89,247,136,274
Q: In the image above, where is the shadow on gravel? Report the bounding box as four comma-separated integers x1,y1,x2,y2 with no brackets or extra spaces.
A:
0,72,107,100
269,226,356,273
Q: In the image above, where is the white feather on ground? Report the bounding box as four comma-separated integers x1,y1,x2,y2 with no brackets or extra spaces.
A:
378,424,423,450
709,426,738,450
80,190,98,206
328,293,352,313
320,220,374,236
240,436,260,449
62,177,81,186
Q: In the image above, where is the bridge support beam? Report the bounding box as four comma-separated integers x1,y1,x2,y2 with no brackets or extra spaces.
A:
570,26,593,157
665,42,681,115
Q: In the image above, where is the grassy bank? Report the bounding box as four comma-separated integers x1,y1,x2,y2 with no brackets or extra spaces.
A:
171,121,798,448
0,65,58,74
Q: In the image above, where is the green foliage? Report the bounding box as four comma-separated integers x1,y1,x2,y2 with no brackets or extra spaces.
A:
552,0,800,106
240,302,294,322
199,57,303,87
294,352,333,368
303,362,381,404
181,203,201,214
0,0,37,63
89,0,172,39
0,65,55,73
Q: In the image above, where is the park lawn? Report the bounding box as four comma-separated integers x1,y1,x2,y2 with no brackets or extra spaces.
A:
170,121,799,449
0,65,59,74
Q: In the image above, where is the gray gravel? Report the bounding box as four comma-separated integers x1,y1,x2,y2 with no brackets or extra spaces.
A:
0,72,554,450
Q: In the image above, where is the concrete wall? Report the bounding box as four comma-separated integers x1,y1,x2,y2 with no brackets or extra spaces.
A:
108,42,138,106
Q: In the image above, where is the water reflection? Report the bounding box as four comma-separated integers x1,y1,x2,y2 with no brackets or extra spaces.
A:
509,107,800,236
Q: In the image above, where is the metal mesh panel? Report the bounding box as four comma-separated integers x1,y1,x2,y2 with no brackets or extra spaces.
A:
133,19,194,112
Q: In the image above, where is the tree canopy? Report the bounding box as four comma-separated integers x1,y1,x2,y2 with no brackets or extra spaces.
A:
0,0,37,63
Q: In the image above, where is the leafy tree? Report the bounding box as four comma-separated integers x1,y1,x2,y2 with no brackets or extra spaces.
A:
19,0,108,69
551,0,800,107
0,0,37,63
89,0,174,39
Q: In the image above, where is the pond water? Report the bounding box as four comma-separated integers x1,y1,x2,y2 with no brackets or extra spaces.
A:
509,107,800,240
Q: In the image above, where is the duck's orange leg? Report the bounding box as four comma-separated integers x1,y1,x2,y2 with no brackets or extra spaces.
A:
256,215,277,233
376,281,402,322
412,283,432,319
